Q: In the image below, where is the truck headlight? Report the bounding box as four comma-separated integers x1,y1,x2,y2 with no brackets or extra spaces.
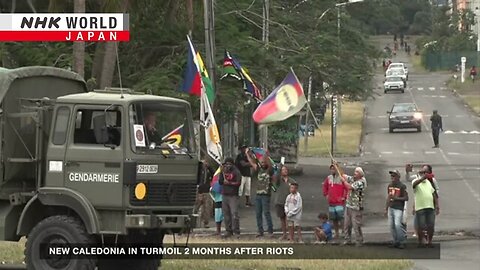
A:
389,115,396,119
414,113,422,119
135,182,147,200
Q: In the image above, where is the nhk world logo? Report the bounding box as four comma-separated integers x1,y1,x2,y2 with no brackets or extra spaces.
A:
0,13,129,42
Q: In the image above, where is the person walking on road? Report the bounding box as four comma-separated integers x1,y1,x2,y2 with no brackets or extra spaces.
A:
430,110,443,148
470,66,477,82
408,164,440,248
273,166,296,240
322,164,347,240
340,166,367,247
385,170,409,249
246,148,275,238
235,145,253,207
219,157,242,238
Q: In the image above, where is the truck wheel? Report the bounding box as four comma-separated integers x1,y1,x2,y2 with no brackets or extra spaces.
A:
25,215,95,270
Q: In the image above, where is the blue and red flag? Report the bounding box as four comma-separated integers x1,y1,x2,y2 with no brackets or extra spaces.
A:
252,69,306,124
250,147,279,176
180,36,202,97
210,167,222,194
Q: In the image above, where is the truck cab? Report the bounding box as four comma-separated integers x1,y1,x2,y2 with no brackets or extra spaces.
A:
0,67,199,270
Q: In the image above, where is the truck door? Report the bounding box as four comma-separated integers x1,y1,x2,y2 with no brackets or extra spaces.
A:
64,105,124,208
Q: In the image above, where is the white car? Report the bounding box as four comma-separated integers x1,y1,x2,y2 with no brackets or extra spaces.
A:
387,63,408,79
386,68,407,86
384,76,405,93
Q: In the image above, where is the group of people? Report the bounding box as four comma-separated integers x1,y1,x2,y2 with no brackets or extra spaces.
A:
194,147,440,248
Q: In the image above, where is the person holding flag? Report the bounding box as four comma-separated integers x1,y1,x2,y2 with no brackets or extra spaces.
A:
245,148,275,238
210,167,223,236
218,157,241,238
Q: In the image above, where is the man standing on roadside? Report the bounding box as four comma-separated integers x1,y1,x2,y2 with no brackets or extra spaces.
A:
219,157,242,238
385,170,409,249
430,110,443,148
409,164,440,247
246,148,275,238
340,166,367,247
322,164,347,240
236,145,253,207
273,166,296,240
194,160,214,228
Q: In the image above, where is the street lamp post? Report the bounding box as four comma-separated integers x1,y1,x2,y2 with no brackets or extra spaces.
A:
475,7,480,52
330,0,364,154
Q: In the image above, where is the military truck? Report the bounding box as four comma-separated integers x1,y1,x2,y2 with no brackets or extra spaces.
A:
0,67,199,269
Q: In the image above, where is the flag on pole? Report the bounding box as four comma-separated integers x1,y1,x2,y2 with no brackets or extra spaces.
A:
161,124,184,146
210,167,222,194
196,51,215,104
200,87,223,164
180,36,202,97
221,50,263,101
220,51,241,80
252,69,306,124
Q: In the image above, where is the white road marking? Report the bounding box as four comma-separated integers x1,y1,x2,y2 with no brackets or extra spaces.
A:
465,141,475,144
364,152,372,155
438,148,480,203
409,83,480,202
402,151,414,154
470,131,480,134
429,87,435,91
439,95,446,98
448,152,460,155
460,130,469,134
380,151,393,154
418,87,424,91
431,95,438,98
451,141,461,144
456,115,466,118
425,151,437,154
444,130,454,134
378,115,387,118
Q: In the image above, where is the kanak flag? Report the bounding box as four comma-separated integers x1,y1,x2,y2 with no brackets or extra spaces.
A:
252,69,306,124
0,14,129,42
180,36,202,97
161,124,184,146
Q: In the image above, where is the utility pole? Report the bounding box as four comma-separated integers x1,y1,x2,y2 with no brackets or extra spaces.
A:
331,95,338,154
303,74,312,153
203,0,216,90
260,0,270,149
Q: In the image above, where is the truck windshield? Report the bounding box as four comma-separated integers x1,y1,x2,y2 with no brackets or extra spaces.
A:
130,101,195,155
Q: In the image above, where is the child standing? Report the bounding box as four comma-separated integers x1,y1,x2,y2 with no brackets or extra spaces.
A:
210,168,224,236
284,183,303,243
314,213,333,244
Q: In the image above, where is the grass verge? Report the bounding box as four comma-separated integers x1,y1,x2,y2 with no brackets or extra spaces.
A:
1,236,413,270
448,79,480,115
299,101,364,157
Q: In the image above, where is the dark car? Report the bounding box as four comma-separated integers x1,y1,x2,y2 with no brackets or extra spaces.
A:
387,103,423,133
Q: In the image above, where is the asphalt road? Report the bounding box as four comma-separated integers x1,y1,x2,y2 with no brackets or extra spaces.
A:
196,38,479,239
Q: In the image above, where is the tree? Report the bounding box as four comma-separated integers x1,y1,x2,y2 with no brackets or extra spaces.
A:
73,0,86,78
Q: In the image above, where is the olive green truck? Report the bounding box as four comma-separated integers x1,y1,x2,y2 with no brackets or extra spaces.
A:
0,67,199,270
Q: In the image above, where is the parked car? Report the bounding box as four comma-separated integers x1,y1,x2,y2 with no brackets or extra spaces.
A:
384,76,405,93
387,103,423,133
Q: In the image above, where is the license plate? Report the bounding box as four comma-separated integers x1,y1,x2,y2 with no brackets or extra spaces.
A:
137,164,158,174
400,120,409,124
391,86,398,88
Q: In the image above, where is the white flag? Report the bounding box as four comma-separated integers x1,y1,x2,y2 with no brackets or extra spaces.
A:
200,89,223,164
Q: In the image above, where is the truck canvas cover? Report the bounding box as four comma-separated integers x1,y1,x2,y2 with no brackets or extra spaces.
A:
0,66,87,199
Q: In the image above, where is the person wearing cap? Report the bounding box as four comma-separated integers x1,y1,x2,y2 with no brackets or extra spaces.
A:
235,145,253,207
339,166,367,247
322,164,347,240
219,157,242,238
385,170,409,249
430,110,443,148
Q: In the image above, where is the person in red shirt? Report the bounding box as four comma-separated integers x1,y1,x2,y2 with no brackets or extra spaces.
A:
322,164,348,240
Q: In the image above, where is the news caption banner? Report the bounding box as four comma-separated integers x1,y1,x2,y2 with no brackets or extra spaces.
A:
0,13,129,41
42,244,440,260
